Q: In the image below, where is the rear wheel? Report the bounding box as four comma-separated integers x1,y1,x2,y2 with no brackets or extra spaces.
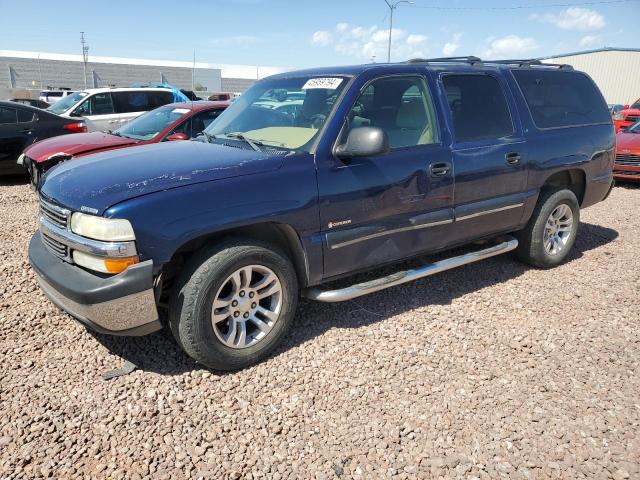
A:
169,239,298,370
515,188,580,268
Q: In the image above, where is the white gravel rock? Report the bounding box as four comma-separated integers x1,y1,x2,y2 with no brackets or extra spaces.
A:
0,180,639,479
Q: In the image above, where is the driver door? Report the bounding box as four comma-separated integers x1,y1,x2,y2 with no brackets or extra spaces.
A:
74,92,118,132
315,73,455,279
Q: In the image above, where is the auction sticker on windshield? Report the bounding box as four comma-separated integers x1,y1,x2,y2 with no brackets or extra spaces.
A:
302,78,343,90
172,108,190,114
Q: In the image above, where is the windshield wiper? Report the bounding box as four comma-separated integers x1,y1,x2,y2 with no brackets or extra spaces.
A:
202,132,216,143
223,133,263,152
110,131,121,137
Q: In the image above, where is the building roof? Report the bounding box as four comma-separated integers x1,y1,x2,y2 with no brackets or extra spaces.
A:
538,47,640,60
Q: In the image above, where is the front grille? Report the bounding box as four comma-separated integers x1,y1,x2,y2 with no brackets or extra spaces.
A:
41,232,68,259
615,153,640,166
39,198,69,229
625,115,639,123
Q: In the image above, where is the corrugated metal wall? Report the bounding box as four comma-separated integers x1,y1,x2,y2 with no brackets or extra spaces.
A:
542,50,640,105
0,56,222,92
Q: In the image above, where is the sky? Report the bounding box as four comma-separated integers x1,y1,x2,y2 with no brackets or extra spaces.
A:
0,0,638,68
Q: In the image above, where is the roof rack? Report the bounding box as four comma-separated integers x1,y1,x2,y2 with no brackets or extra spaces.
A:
406,56,573,70
407,56,482,65
484,59,573,70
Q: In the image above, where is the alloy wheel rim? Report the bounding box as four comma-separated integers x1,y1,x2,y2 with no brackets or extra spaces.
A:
211,265,283,349
543,204,574,255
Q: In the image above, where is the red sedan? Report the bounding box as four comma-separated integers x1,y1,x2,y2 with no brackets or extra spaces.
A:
613,98,640,133
22,100,229,187
614,120,640,182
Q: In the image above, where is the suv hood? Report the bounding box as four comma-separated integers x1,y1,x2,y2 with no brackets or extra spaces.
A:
40,141,283,215
25,132,139,162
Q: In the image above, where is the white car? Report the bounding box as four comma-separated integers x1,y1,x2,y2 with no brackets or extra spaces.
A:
39,90,76,105
46,87,175,132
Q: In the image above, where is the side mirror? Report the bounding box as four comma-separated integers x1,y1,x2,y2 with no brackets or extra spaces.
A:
623,104,630,109
70,111,83,118
166,132,189,141
334,126,389,160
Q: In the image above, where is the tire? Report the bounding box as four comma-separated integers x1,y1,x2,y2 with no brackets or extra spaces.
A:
168,238,298,370
515,188,580,268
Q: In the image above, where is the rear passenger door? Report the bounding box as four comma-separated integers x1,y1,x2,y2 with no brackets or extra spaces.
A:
442,72,531,243
112,91,174,127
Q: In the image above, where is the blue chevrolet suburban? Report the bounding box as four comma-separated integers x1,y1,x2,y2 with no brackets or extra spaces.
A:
29,57,614,370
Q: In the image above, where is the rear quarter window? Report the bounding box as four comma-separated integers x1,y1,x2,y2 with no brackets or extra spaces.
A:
512,69,610,129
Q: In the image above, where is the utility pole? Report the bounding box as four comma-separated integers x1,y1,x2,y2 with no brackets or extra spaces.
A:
192,49,196,91
80,32,89,89
383,0,414,62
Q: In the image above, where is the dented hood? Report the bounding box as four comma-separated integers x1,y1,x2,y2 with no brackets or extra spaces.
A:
40,141,283,214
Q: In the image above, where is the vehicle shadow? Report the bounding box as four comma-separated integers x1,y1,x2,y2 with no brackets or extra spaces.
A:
0,174,29,186
90,222,618,377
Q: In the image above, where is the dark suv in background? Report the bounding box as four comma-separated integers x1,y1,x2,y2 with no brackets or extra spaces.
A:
29,57,614,370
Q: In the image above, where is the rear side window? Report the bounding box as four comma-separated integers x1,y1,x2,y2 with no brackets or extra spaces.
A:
512,70,610,129
148,91,174,108
113,91,150,113
442,74,513,142
0,107,17,124
17,109,35,122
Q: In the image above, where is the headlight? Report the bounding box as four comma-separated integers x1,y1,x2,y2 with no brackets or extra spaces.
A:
613,113,624,120
70,212,135,241
72,250,138,274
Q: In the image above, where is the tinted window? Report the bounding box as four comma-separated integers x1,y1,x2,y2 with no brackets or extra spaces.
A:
443,74,513,142
75,93,115,116
345,76,439,149
113,91,150,113
0,107,17,125
17,109,35,123
149,91,174,108
512,70,610,129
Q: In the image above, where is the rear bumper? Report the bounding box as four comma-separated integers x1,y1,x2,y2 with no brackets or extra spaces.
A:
29,231,161,336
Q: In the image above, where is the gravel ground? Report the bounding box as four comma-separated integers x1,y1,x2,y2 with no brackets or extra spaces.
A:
0,179,639,480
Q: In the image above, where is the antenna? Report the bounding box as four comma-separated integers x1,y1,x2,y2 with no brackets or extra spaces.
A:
80,32,89,89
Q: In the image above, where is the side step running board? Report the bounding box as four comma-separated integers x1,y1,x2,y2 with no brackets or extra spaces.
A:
303,237,518,303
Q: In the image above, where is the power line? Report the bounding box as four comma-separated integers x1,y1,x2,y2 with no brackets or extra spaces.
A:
407,0,638,10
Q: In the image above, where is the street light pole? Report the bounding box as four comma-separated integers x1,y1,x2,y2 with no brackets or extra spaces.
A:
383,0,414,63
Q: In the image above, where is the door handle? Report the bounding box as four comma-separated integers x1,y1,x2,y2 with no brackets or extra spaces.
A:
505,152,521,165
429,162,451,177
20,129,33,134
108,120,118,124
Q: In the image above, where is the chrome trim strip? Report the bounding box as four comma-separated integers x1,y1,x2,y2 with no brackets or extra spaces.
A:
304,237,518,302
38,215,137,258
330,218,454,250
36,273,158,332
455,203,524,221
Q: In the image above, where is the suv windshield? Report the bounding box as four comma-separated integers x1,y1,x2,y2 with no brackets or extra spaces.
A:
47,91,88,114
204,76,348,152
115,105,188,140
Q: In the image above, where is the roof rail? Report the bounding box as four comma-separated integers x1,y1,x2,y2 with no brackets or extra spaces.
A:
486,59,573,70
407,56,482,65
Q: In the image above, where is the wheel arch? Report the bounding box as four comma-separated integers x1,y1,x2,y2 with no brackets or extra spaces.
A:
541,168,586,206
159,222,310,293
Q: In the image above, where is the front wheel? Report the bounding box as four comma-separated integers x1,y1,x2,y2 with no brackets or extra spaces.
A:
169,239,298,370
515,188,580,268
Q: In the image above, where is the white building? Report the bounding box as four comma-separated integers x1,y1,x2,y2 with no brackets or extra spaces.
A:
540,47,640,105
0,49,289,94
